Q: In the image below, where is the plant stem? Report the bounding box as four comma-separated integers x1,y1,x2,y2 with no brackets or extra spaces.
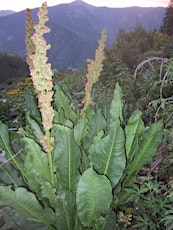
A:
46,129,54,186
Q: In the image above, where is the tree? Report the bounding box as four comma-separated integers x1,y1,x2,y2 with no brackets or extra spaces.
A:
0,52,29,82
113,23,153,71
160,0,173,36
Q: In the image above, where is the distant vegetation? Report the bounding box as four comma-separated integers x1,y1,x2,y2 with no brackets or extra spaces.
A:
0,52,29,83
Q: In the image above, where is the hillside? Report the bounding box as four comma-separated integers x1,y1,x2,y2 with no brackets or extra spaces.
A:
0,0,165,70
0,10,15,17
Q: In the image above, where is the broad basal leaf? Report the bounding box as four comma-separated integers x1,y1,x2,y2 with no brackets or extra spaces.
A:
22,137,50,181
123,120,163,187
54,85,76,122
88,109,107,138
76,167,112,227
0,186,54,227
89,120,126,187
82,108,107,151
125,110,144,158
0,122,26,177
55,190,76,230
110,83,123,123
2,210,48,230
0,122,15,159
40,181,57,209
74,113,89,144
25,114,44,143
53,124,81,191
0,164,24,187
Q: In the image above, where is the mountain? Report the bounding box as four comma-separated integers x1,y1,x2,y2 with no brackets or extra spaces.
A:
0,1,166,70
0,10,15,17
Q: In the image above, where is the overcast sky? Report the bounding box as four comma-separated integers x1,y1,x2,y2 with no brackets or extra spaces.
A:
0,0,170,12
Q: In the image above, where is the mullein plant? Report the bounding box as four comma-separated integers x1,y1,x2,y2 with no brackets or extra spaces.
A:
0,2,165,230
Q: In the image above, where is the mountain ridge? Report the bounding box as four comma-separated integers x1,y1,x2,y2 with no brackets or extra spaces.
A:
0,10,15,17
0,1,166,70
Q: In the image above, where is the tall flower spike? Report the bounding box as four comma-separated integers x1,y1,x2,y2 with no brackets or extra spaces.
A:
81,29,107,114
29,2,54,132
25,2,55,186
25,8,35,70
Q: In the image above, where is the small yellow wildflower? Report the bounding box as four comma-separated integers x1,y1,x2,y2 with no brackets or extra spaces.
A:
7,89,24,95
25,76,33,85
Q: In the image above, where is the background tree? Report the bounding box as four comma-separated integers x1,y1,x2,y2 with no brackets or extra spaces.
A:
160,0,173,36
0,52,29,83
113,23,154,71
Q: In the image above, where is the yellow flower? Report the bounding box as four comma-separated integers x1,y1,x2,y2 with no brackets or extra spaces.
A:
7,89,24,95
25,77,33,85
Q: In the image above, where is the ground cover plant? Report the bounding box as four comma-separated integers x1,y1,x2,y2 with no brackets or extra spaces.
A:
0,2,172,230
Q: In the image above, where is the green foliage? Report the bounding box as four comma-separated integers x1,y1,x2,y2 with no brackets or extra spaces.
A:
133,57,173,179
126,176,173,230
89,120,125,187
0,186,54,227
0,77,36,129
160,0,173,57
94,51,134,109
113,23,154,71
0,52,29,83
53,71,85,103
0,101,12,126
76,167,112,227
161,0,173,36
53,124,81,191
0,81,163,229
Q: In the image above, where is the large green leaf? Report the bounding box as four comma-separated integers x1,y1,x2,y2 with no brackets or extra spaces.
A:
40,181,57,209
0,164,24,187
82,108,107,151
74,113,89,145
55,190,76,230
76,167,112,227
25,114,44,143
110,83,123,123
79,149,90,174
0,122,15,159
125,110,144,158
1,209,48,230
24,89,41,119
89,120,126,187
22,137,50,181
53,124,81,191
88,109,107,138
123,120,163,187
0,122,26,177
0,186,54,227
103,210,117,230
54,85,76,122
